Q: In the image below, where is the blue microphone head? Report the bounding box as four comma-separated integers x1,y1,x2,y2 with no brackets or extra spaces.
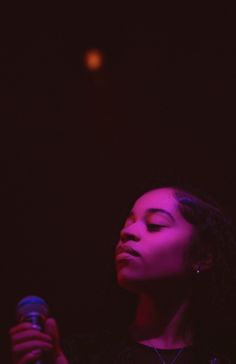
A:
17,295,49,322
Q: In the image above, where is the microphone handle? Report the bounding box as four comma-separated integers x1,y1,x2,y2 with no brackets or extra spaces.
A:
25,314,44,364
35,359,42,364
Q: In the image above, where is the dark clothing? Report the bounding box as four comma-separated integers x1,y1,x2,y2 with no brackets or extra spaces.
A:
63,329,232,364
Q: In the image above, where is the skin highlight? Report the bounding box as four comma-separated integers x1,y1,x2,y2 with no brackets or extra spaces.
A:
115,188,207,349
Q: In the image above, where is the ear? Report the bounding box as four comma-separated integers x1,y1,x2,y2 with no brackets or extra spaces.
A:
193,252,214,273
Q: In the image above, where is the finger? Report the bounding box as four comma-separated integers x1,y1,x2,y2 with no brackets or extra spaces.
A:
11,330,52,345
9,323,35,335
45,318,61,354
55,354,69,364
17,350,42,364
13,340,53,355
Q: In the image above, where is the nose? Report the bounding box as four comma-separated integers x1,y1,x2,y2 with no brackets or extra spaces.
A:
120,224,141,243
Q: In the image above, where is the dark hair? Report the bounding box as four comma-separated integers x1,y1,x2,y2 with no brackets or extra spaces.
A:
104,184,236,359
172,186,236,357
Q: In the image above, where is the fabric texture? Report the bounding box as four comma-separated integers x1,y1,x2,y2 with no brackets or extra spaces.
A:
62,328,232,364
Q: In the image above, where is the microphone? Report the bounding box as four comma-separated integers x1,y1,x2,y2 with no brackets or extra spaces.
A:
16,296,49,364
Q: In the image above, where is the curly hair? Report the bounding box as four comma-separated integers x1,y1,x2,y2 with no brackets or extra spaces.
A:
172,186,236,357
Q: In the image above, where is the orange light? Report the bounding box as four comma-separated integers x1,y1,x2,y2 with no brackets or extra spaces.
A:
83,48,104,71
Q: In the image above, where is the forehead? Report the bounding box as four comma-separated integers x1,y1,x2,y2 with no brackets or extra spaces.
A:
132,188,178,215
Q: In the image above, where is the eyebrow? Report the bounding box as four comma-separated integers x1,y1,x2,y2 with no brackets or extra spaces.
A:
145,208,175,223
128,208,175,223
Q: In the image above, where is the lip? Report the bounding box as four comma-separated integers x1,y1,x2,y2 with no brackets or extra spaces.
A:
116,245,140,257
115,252,138,262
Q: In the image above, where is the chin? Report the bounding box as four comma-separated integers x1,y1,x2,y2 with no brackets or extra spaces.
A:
116,270,146,294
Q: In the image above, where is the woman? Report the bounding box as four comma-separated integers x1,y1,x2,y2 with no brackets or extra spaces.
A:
9,186,236,363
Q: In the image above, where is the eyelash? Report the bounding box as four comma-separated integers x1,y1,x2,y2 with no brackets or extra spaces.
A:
147,224,166,232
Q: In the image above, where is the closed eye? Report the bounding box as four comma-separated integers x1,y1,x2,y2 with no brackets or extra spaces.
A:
147,224,166,232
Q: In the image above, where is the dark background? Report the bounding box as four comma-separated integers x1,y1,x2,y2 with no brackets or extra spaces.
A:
1,3,236,360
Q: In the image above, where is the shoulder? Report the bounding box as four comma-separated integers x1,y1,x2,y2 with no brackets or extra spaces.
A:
193,344,236,364
62,328,131,364
62,331,236,364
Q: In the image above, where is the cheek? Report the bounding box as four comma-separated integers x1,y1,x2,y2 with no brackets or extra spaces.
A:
115,229,196,288
142,232,193,275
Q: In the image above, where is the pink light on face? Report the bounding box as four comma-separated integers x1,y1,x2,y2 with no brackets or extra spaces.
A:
115,188,197,293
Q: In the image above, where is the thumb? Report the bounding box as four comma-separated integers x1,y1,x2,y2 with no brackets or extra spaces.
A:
44,318,62,356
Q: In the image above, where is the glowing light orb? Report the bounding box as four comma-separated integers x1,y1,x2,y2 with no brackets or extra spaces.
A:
83,48,104,71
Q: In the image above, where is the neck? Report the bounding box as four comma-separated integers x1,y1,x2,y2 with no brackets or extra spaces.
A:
128,281,193,349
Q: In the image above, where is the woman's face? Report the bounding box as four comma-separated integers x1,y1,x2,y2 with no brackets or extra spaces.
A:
115,188,197,292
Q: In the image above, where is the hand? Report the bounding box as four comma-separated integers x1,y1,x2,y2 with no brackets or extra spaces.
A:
9,317,68,364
